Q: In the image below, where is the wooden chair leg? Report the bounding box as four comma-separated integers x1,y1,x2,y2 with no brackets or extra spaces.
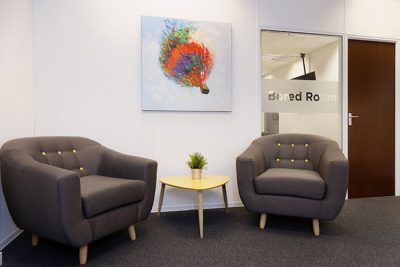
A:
79,244,88,265
128,224,136,241
259,213,267,229
32,234,39,246
312,219,320,236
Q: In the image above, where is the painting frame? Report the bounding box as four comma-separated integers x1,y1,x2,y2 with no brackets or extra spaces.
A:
141,16,232,112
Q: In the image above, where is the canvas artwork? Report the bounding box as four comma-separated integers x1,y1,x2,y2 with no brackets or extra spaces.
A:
141,16,232,111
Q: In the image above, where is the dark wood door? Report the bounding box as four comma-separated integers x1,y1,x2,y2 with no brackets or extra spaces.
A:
348,40,395,198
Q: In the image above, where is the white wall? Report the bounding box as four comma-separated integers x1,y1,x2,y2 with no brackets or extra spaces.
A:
258,0,345,34
345,0,400,39
33,0,259,211
0,0,34,248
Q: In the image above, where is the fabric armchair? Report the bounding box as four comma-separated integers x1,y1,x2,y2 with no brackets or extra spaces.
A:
236,133,348,235
0,136,157,264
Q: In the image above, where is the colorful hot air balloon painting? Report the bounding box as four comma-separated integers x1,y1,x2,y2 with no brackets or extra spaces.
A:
159,20,215,94
141,16,231,111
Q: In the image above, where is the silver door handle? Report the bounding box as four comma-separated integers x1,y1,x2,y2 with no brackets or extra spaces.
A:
348,112,359,126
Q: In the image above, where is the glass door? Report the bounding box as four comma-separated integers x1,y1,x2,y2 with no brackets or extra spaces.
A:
261,30,342,145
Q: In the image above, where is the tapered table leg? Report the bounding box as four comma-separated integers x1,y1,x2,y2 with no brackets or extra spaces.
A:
198,190,204,239
157,183,166,217
222,184,228,214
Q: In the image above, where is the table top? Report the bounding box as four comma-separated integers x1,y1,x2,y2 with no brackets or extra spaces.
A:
159,175,229,190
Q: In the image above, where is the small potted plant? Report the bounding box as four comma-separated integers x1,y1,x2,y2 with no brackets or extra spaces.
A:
187,152,208,180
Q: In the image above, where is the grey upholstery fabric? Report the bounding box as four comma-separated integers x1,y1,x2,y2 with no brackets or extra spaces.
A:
80,175,145,218
0,136,157,248
255,168,326,200
237,133,349,220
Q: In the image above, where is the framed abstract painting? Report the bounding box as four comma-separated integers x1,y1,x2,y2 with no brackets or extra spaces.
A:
141,16,232,111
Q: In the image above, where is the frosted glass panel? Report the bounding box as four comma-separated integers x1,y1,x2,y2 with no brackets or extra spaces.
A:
262,79,339,113
261,30,342,145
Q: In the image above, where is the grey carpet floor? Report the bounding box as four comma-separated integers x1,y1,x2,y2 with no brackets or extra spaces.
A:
3,196,400,266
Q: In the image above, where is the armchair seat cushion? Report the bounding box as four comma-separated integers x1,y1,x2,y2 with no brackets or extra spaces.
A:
255,168,326,200
80,175,145,218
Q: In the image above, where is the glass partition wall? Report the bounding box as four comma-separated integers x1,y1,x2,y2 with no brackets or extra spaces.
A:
261,30,342,145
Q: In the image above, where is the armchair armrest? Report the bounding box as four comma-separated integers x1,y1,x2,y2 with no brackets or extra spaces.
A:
0,150,91,247
318,143,349,219
98,147,158,220
236,143,268,212
98,147,157,182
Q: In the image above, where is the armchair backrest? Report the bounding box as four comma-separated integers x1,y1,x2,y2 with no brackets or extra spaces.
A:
253,133,337,171
1,136,102,177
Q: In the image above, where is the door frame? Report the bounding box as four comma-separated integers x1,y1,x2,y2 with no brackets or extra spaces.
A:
344,35,399,196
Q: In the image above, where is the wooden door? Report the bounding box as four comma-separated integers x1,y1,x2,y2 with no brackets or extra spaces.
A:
348,40,395,198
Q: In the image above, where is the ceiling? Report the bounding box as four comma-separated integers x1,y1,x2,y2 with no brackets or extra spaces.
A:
261,31,339,76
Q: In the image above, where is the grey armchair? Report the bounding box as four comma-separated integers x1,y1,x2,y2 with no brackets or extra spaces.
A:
236,133,348,235
0,136,157,264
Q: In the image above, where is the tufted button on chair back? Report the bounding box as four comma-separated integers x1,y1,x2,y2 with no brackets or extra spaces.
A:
253,133,335,171
2,136,101,177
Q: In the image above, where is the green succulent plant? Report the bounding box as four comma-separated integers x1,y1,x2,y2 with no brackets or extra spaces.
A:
187,152,208,169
